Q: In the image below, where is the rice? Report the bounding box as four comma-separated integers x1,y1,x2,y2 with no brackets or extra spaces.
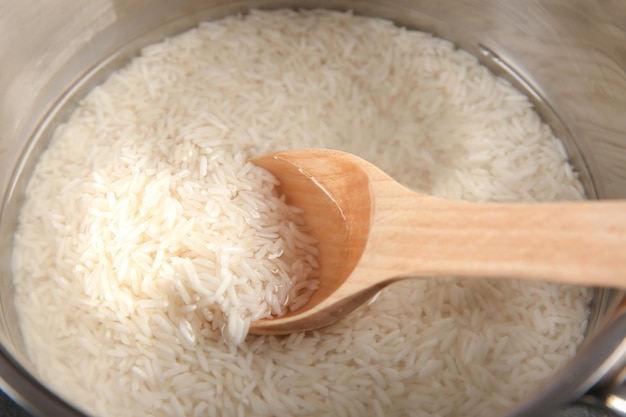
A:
12,9,591,417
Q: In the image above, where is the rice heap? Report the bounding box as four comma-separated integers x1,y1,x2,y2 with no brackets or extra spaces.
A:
13,10,591,417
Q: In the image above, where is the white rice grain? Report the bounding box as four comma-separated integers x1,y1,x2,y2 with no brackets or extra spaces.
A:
13,9,591,417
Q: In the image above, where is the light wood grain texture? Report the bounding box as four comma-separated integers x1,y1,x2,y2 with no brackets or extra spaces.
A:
249,149,626,335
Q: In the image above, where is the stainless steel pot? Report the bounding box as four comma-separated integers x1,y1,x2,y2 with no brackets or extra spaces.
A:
0,1,625,416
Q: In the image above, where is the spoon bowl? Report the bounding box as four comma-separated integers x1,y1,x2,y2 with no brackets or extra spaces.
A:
249,148,626,335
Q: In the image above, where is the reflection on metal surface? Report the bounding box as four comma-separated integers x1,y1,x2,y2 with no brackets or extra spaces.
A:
606,393,626,416
478,43,544,104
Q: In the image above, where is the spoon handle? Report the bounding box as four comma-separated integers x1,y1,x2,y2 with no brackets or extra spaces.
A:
363,181,626,287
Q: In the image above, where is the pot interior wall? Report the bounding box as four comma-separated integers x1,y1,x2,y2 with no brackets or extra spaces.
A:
0,1,624,416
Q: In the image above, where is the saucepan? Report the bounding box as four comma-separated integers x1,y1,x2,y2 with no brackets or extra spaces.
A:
0,1,625,416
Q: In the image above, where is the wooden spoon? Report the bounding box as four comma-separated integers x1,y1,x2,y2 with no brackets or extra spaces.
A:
248,148,626,335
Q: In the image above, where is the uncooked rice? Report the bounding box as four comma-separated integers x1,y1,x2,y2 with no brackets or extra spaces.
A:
12,9,591,417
